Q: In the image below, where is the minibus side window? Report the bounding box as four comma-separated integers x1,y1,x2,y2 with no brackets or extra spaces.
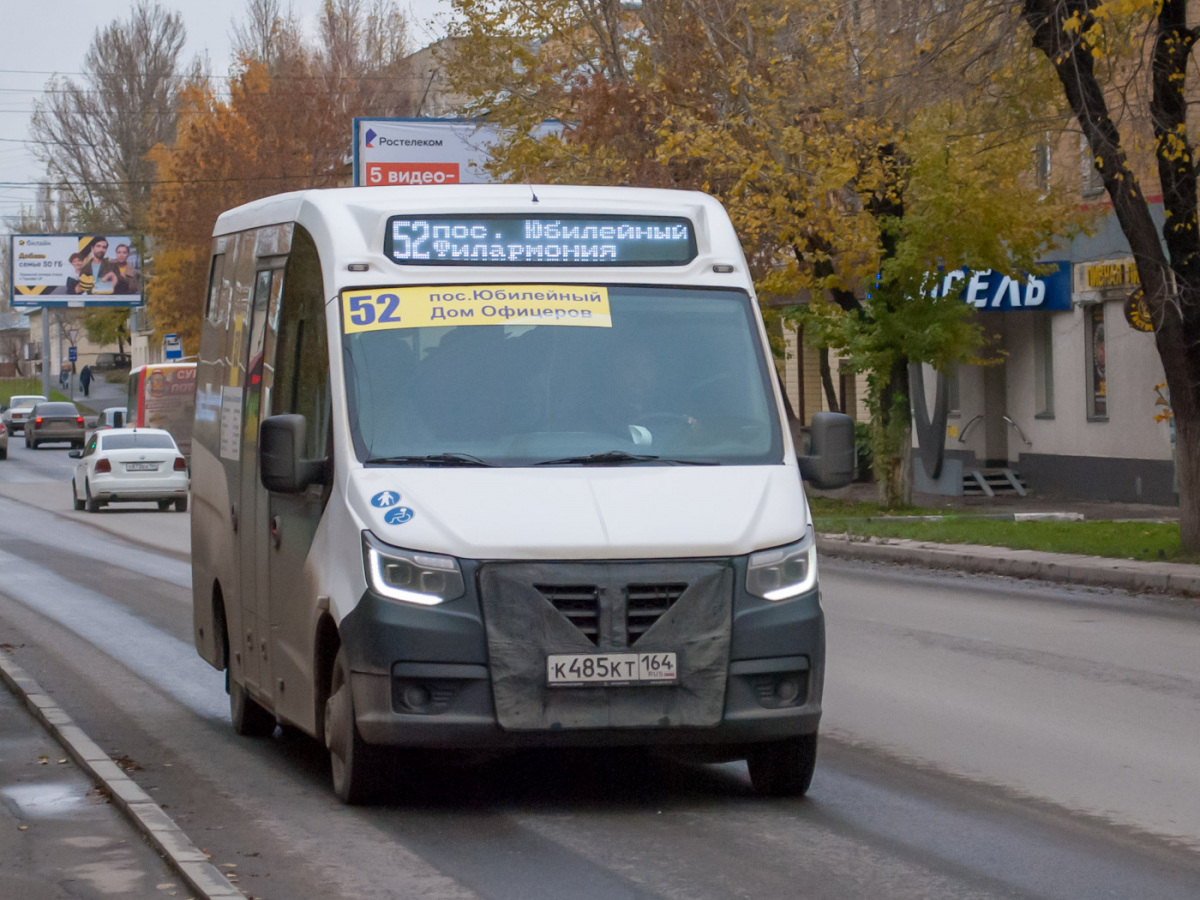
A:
274,226,330,460
229,232,258,386
204,253,225,321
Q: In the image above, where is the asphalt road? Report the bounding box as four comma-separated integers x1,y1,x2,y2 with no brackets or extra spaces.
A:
2,436,1199,899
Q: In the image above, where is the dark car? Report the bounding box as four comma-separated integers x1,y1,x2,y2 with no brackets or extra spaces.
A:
25,401,86,449
93,352,131,371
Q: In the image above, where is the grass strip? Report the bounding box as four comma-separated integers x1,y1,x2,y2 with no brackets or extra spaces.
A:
809,498,1194,564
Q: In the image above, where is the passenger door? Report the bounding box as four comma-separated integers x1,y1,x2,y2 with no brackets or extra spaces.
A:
266,227,331,732
237,266,283,699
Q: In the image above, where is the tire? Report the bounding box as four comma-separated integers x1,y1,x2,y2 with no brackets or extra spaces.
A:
747,732,818,798
0,447,6,460
325,647,381,804
175,496,188,513
72,482,85,511
84,480,101,513
157,500,172,511
227,666,276,737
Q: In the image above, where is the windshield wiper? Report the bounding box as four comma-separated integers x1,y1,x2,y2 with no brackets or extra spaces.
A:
533,451,717,466
365,452,495,467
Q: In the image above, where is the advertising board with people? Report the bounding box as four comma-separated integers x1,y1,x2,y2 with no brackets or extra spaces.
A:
8,234,143,307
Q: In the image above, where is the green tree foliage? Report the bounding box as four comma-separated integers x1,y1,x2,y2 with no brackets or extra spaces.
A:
446,0,1086,504
83,308,131,355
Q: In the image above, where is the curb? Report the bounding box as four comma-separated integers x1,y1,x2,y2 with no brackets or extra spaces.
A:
0,652,244,900
816,533,1200,597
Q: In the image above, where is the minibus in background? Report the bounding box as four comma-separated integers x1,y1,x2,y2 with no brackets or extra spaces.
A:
127,362,197,459
190,184,853,803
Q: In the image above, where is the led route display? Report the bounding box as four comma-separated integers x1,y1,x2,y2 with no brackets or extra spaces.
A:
385,214,697,266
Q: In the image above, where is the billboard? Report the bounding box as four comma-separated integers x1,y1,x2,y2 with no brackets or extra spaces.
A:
353,118,559,187
9,234,144,308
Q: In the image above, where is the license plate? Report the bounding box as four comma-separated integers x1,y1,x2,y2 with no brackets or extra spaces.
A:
126,462,157,472
546,652,677,687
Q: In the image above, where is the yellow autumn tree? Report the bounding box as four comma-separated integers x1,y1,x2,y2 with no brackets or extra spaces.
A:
147,57,346,352
147,0,413,353
447,0,1087,504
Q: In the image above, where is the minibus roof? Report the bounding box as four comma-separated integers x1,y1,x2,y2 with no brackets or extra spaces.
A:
211,185,751,290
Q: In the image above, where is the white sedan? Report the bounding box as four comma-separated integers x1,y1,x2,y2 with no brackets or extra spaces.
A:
70,427,189,513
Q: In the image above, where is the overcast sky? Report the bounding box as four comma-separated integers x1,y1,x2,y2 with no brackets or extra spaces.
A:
0,0,452,221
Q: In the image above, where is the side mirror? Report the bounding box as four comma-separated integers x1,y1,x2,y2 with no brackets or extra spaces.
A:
798,411,855,490
68,449,83,459
260,414,326,493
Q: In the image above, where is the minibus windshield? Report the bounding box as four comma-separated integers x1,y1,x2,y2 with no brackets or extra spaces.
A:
342,285,782,466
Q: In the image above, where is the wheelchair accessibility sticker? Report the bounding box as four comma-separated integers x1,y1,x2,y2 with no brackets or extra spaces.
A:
385,506,415,525
371,490,402,508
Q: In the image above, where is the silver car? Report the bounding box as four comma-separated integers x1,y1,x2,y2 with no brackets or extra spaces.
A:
25,401,86,450
3,394,48,434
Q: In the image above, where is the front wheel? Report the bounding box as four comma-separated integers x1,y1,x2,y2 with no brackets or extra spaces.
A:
157,500,172,511
746,732,818,798
325,648,381,804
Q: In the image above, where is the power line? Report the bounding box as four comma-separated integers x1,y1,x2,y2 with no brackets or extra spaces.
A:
0,171,346,188
0,66,440,83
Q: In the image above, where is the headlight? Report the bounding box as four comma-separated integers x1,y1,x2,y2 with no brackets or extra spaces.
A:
362,531,465,606
746,528,818,601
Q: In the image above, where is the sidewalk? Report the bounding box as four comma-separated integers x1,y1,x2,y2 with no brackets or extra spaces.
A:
0,657,194,899
68,371,127,420
809,481,1200,598
0,655,243,900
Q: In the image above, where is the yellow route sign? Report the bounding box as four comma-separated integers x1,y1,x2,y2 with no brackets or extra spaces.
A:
340,285,612,333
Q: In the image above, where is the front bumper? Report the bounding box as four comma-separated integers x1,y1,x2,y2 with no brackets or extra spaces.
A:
340,555,824,751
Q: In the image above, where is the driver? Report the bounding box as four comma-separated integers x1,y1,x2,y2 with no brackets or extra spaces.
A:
611,350,696,435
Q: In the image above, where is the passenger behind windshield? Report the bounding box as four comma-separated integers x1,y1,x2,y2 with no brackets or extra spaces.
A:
344,286,782,466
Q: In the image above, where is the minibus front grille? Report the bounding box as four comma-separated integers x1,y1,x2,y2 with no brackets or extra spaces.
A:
535,584,600,645
626,583,687,644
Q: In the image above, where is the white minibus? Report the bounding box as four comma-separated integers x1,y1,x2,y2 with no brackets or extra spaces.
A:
191,184,853,803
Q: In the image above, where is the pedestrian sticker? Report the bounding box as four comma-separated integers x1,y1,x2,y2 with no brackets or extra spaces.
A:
371,490,401,508
341,285,612,334
385,506,415,525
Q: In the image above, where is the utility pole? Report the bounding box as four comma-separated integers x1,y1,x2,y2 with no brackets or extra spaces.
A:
40,308,51,399
67,325,79,402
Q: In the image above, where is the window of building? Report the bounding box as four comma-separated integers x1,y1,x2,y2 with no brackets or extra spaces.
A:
1034,315,1054,417
1085,303,1107,419
1080,134,1105,196
839,362,857,420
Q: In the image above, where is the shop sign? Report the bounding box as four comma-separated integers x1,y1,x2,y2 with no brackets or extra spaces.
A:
1124,289,1155,332
931,261,1071,311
